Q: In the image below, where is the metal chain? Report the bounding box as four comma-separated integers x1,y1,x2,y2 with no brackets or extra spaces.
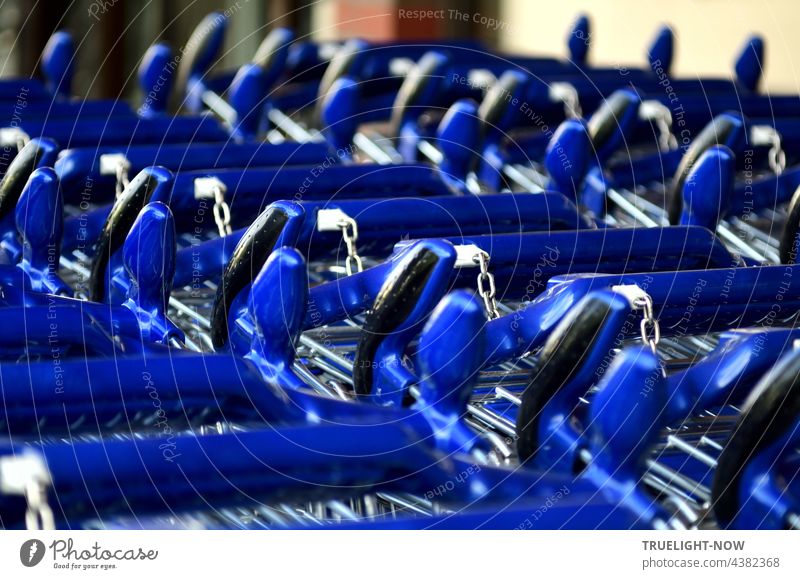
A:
211,184,233,237
0,128,30,151
654,111,678,152
633,293,661,356
562,87,582,119
475,250,500,320
114,158,131,199
16,133,29,152
768,131,787,176
641,101,678,152
24,479,55,530
552,82,583,119
338,216,363,275
752,125,787,175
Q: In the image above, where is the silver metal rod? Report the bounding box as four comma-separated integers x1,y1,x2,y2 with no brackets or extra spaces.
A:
716,222,770,262
304,356,355,388
291,361,338,398
494,386,522,406
607,188,661,227
667,435,718,468
376,492,431,516
503,164,546,192
646,459,711,501
699,435,724,451
59,255,91,280
267,108,324,143
265,129,286,144
417,139,443,164
325,500,360,522
299,334,355,371
201,90,237,127
325,379,352,401
352,131,398,165
466,405,517,437
168,298,212,329
277,503,315,527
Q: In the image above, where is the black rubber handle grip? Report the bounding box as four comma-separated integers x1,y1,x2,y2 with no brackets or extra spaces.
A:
210,206,290,348
587,89,639,152
252,28,291,70
780,185,800,264
389,51,447,136
89,171,163,302
516,294,617,463
174,12,227,102
0,140,48,222
316,39,362,118
352,247,440,398
711,348,800,527
477,70,524,133
667,115,738,224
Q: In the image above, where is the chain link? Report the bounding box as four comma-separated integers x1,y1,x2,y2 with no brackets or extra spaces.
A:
16,133,29,152
563,89,583,119
337,216,363,275
114,158,131,199
211,184,233,237
553,83,583,119
768,131,787,176
655,112,678,152
24,479,55,530
475,250,500,320
752,126,787,176
641,101,678,152
632,293,661,356
0,128,29,151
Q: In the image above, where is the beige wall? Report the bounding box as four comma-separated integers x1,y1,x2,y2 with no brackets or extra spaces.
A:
499,0,800,92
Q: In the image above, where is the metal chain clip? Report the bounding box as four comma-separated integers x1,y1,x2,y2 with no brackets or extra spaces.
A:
316,209,364,275
0,453,55,530
194,177,233,237
633,292,661,356
100,153,132,199
640,100,678,152
550,82,583,119
475,250,500,320
752,125,787,175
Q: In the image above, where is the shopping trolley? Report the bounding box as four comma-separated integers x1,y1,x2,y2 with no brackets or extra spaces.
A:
477,78,800,193
0,200,652,529
227,146,799,528
0,217,701,530
5,254,797,529
506,283,800,529
579,113,800,263
169,151,725,413
18,144,800,532
0,109,716,528
0,180,183,353
0,8,798,531
334,259,799,529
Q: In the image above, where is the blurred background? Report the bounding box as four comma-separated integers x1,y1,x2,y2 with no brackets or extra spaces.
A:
1,0,799,101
